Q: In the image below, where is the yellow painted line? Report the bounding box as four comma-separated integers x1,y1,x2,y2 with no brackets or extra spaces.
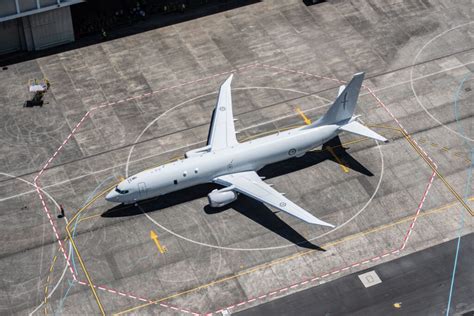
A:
77,214,101,224
67,182,119,229
295,107,312,125
326,146,350,173
49,256,57,272
63,181,119,315
431,143,438,147
67,122,468,315
368,124,473,216
400,130,474,216
442,147,449,152
309,137,370,153
113,197,467,316
113,123,470,315
66,225,106,316
43,253,59,315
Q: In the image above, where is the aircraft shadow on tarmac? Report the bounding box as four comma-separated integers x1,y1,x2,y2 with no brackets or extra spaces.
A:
102,136,373,250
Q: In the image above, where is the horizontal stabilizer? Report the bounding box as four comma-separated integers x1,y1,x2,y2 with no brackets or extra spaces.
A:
339,121,388,142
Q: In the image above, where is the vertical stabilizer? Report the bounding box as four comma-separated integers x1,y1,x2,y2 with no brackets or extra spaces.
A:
311,72,365,126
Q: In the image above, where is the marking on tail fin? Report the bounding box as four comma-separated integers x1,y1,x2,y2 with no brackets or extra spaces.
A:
342,92,348,110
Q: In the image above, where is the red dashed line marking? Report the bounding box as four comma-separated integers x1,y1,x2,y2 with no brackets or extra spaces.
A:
209,170,436,315
33,62,438,315
32,63,260,314
204,63,439,315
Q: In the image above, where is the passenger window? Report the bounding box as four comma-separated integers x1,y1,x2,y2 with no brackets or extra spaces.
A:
174,180,178,185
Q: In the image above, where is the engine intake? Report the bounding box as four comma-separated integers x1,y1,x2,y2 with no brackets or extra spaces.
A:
208,189,237,207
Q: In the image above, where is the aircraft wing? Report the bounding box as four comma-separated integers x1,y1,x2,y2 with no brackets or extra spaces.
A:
214,171,335,227
207,74,238,150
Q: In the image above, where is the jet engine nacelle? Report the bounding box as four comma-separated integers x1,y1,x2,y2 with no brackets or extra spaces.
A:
208,189,238,207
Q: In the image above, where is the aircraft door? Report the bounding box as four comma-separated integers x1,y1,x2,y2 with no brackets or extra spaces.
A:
138,182,147,198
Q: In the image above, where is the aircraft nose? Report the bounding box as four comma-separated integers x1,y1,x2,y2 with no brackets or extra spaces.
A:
105,189,118,202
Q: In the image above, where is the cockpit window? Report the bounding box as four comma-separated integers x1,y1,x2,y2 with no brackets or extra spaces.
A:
115,186,129,194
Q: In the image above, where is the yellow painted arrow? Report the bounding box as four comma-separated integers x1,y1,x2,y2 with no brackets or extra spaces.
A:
326,146,350,173
150,230,166,254
296,107,312,125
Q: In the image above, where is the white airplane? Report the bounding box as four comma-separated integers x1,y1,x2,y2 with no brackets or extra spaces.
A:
106,72,387,227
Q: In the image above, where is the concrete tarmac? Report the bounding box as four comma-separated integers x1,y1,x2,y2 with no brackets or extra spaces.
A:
0,0,473,314
237,233,474,316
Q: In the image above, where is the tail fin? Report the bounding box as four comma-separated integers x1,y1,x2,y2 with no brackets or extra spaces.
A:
305,72,388,143
314,72,365,126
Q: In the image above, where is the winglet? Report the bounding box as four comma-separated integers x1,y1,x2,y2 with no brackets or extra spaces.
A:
222,74,233,87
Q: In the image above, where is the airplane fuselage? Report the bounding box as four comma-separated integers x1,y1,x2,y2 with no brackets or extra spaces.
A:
106,124,339,204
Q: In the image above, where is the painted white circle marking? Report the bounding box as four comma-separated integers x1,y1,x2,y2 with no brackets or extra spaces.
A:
410,21,474,142
126,86,384,250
